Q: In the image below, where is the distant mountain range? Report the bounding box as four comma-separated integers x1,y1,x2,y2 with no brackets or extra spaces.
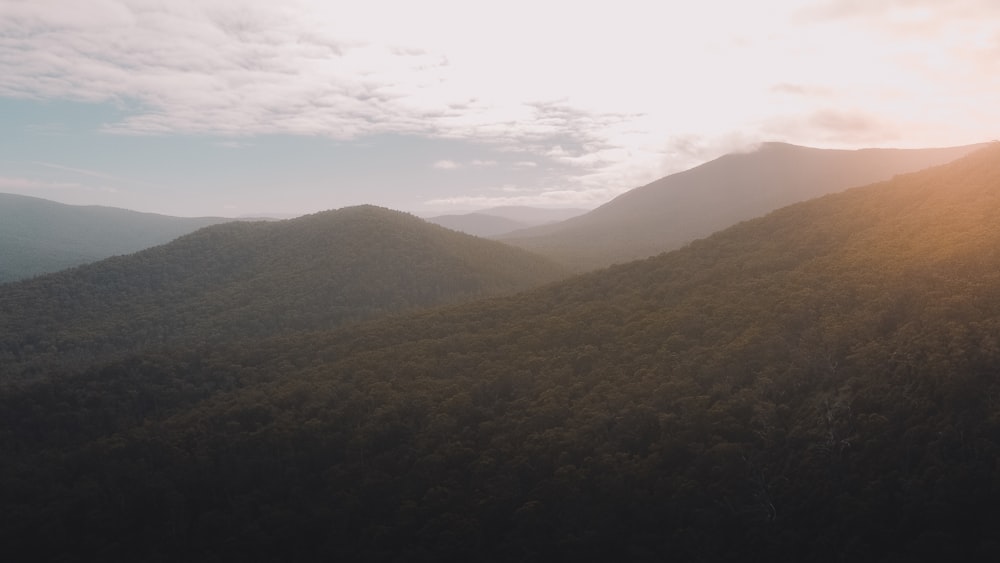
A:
8,142,977,280
426,206,588,237
0,205,568,378
4,144,1000,561
500,142,986,270
0,193,233,283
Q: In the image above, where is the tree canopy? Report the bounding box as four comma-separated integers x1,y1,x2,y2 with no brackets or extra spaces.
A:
3,146,1000,562
0,205,569,380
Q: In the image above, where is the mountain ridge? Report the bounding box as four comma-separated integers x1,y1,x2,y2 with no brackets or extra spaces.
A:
0,204,569,379
426,206,588,237
0,192,234,283
500,142,988,269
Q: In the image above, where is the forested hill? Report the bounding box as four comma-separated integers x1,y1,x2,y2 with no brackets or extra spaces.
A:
500,142,985,270
4,145,1000,562
0,205,568,379
0,192,233,283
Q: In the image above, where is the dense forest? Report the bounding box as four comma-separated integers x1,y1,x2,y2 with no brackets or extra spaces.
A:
501,142,984,270
2,145,1000,561
0,205,568,380
0,193,232,283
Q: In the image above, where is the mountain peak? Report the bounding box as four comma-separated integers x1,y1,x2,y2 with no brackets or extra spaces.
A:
0,203,568,376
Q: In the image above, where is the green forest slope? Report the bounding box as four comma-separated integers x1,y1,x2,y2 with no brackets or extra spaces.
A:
0,205,568,379
3,146,1000,561
501,142,985,270
0,193,232,283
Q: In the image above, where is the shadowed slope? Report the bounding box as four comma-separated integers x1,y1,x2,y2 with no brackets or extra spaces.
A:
0,193,232,283
0,205,568,378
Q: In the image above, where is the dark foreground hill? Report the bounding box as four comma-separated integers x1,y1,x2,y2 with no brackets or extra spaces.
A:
0,193,233,283
501,142,985,270
0,205,568,379
3,146,1000,562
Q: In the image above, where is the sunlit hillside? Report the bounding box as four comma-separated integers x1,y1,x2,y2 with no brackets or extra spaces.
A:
501,143,985,270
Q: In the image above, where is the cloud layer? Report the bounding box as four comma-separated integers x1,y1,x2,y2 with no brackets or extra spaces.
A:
3,0,999,209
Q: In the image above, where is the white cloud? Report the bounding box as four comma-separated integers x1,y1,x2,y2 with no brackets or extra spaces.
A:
0,176,85,191
2,0,999,207
214,140,252,149
432,159,459,170
0,175,118,194
499,185,532,193
32,161,124,182
470,159,497,167
425,189,607,209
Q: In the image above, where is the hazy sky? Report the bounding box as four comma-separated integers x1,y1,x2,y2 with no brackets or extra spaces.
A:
2,0,998,217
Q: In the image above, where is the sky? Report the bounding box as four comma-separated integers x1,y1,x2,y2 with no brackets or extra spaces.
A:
1,0,998,218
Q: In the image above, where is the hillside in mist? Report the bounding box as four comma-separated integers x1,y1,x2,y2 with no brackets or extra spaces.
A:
3,144,999,561
501,142,985,270
0,193,233,283
0,205,568,379
427,207,588,237
425,212,530,237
